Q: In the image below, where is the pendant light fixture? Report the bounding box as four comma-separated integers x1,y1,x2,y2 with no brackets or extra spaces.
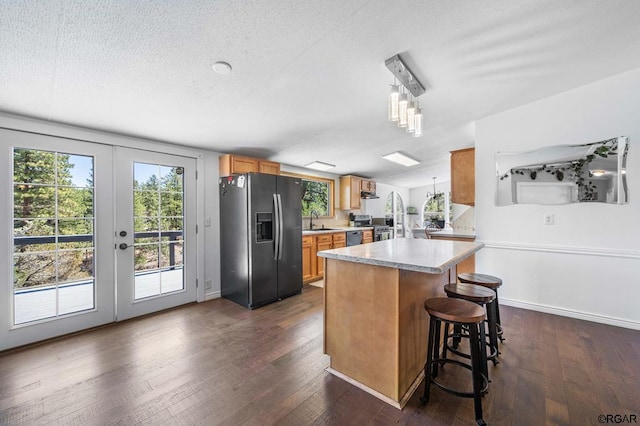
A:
413,102,423,137
398,88,408,128
388,82,399,121
406,96,416,134
385,54,426,137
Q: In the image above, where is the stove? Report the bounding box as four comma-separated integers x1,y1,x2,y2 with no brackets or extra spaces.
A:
373,225,391,241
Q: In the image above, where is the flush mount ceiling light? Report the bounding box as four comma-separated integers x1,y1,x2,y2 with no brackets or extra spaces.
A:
592,169,606,176
305,161,336,171
382,152,420,167
212,61,232,75
385,54,425,137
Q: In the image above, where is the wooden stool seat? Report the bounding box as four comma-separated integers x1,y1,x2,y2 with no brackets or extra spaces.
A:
424,297,486,324
422,297,488,425
458,273,502,290
443,283,495,304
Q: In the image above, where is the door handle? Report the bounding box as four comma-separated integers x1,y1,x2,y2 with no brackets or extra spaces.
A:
119,243,132,250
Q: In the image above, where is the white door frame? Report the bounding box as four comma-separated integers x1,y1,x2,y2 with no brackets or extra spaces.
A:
0,122,205,351
0,129,115,350
114,147,198,320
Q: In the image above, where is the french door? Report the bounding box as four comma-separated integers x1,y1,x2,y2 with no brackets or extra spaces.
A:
0,130,115,350
0,131,198,351
114,147,197,320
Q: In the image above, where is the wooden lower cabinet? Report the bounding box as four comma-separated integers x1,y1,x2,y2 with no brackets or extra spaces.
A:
303,231,348,283
362,229,373,244
302,236,315,282
315,235,333,279
332,233,346,249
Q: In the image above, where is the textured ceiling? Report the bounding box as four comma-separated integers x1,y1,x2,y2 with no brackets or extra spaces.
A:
2,0,640,188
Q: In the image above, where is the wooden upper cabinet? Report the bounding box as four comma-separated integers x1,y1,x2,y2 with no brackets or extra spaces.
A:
341,175,377,210
258,160,281,175
360,179,376,193
219,154,280,176
450,148,475,206
340,175,362,210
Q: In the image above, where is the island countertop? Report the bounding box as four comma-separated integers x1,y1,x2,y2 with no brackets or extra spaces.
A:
317,238,484,274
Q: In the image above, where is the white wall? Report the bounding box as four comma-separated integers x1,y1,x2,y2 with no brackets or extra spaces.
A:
475,67,640,329
365,182,410,218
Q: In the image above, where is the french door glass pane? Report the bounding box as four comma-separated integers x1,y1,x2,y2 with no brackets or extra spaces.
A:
12,148,95,325
133,162,184,300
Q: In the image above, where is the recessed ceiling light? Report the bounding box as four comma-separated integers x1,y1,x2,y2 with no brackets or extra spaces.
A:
305,161,335,171
382,152,420,167
212,61,232,75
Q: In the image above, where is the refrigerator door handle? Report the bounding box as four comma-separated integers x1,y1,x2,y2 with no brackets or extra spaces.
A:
277,194,284,260
273,193,280,260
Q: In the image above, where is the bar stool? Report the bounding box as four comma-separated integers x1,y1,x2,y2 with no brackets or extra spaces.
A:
422,297,488,426
442,283,499,380
458,273,505,342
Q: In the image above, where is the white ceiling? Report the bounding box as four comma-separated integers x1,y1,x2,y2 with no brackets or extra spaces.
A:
2,0,640,188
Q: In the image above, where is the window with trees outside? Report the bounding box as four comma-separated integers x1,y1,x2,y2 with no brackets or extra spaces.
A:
133,162,185,300
283,173,334,217
422,192,451,228
13,148,95,324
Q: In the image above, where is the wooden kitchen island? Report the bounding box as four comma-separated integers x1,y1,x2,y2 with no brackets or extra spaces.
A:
317,238,484,408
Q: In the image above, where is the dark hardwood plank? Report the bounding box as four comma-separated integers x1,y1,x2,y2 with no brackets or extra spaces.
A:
1,285,639,426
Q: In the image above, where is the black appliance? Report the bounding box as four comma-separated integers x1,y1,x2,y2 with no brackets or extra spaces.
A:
361,191,379,199
346,230,363,246
219,173,303,309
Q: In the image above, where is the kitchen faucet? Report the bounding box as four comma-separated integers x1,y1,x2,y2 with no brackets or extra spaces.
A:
309,210,319,230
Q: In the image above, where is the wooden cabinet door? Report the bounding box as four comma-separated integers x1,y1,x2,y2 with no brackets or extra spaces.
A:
231,156,259,174
362,230,373,244
451,148,475,205
350,177,362,209
316,235,333,278
302,236,314,282
258,160,280,175
332,232,346,249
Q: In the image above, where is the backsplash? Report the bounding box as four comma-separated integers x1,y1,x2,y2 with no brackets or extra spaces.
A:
304,209,353,229
451,203,475,233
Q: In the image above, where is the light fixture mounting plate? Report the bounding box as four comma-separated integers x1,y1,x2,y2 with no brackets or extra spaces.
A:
385,54,425,97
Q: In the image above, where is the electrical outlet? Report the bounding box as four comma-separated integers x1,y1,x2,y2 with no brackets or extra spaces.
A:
205,280,212,290
204,217,212,227
544,214,554,225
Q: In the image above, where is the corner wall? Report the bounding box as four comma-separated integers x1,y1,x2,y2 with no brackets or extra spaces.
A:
475,67,640,329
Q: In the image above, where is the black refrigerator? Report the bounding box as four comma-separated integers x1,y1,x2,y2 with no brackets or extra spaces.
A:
219,173,303,309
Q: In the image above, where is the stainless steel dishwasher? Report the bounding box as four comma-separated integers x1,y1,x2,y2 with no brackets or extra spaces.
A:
346,230,363,246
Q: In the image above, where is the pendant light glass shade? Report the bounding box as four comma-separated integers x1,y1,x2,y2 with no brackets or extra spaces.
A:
406,101,416,133
398,91,408,128
388,84,400,121
413,105,423,137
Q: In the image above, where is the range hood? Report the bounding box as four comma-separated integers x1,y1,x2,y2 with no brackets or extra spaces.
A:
361,191,379,199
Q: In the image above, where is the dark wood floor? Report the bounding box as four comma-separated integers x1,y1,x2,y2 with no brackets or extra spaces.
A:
1,285,639,425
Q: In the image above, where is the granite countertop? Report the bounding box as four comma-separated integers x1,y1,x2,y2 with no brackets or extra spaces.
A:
302,226,374,236
317,238,484,274
426,228,476,239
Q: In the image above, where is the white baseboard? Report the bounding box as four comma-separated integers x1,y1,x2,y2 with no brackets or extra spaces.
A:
204,291,221,301
501,298,640,330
